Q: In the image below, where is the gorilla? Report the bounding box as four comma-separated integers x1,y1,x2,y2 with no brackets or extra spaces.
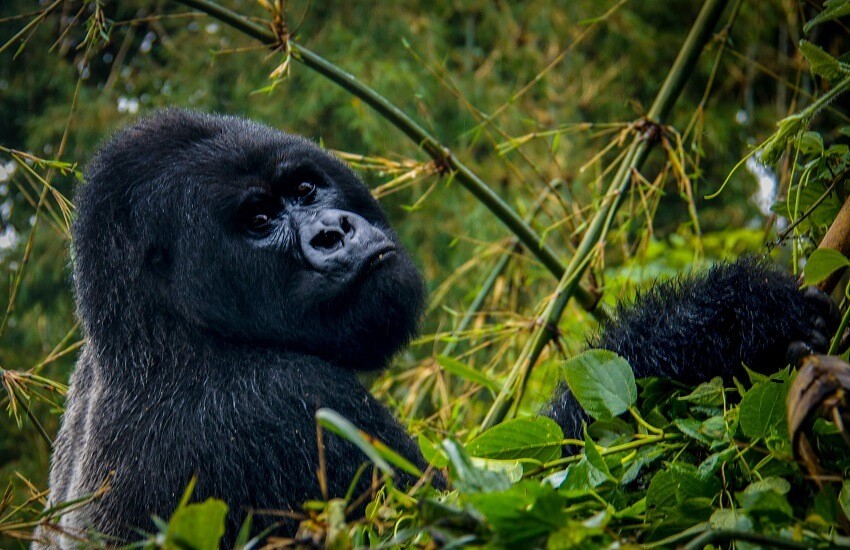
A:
36,110,835,547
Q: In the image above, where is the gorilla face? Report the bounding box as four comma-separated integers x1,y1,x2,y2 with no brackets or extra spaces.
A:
75,110,425,370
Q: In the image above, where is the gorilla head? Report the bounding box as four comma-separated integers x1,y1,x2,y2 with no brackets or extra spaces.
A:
74,109,425,370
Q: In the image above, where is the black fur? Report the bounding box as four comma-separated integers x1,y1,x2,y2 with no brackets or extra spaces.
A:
38,110,830,547
38,110,429,547
546,257,834,441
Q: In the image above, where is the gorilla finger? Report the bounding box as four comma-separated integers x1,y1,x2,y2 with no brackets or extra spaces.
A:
807,328,830,353
802,286,840,331
786,341,814,366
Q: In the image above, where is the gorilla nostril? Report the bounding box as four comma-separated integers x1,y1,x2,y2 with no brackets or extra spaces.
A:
310,229,345,251
340,216,353,235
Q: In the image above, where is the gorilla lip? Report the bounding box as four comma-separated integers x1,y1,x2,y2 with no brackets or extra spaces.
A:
366,246,396,272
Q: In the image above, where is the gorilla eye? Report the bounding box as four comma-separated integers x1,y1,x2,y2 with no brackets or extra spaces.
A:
248,212,271,232
293,181,316,201
238,197,278,235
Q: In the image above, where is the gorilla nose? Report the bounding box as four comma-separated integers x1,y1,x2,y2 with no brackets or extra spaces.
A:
299,209,394,273
309,215,354,252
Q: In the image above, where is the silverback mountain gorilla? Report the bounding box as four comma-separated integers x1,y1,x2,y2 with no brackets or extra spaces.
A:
37,110,836,547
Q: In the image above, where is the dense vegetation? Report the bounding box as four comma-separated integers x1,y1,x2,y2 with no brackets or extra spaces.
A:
1,0,849,547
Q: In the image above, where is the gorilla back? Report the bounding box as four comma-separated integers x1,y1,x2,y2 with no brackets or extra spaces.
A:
38,110,429,546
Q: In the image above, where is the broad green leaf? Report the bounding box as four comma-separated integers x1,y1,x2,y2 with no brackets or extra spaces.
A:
799,40,845,82
710,508,753,531
587,417,634,446
744,477,791,495
813,485,841,523
166,499,228,550
674,418,713,446
647,463,719,513
561,350,637,419
317,408,423,477
621,446,666,485
558,458,609,496
739,379,790,439
798,130,825,155
646,469,678,510
797,181,843,229
697,447,737,477
736,485,793,520
470,457,524,482
803,248,850,286
804,0,850,33
436,354,500,393
467,480,566,545
678,376,724,406
467,416,563,463
442,439,511,493
418,433,448,468
583,430,615,482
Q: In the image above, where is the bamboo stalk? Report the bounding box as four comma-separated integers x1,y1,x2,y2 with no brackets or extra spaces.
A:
817,194,850,294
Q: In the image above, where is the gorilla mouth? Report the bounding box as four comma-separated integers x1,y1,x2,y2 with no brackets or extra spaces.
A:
365,246,397,273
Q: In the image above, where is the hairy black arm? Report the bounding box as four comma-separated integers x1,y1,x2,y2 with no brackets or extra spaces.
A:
546,256,836,440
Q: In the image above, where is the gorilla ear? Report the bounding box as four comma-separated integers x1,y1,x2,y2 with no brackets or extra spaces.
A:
145,246,172,278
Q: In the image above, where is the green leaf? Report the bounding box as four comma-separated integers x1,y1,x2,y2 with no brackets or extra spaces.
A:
804,248,850,286
561,350,637,419
557,458,609,495
418,433,448,468
583,429,615,482
804,0,850,33
746,477,791,495
739,379,791,439
710,508,753,531
442,439,511,493
674,418,713,446
166,499,228,550
646,469,678,510
470,457,524,482
317,408,423,478
799,40,845,82
678,376,724,406
697,447,737,477
437,355,500,393
736,484,793,520
839,480,850,519
647,464,720,514
467,480,566,545
467,416,563,463
798,131,825,155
